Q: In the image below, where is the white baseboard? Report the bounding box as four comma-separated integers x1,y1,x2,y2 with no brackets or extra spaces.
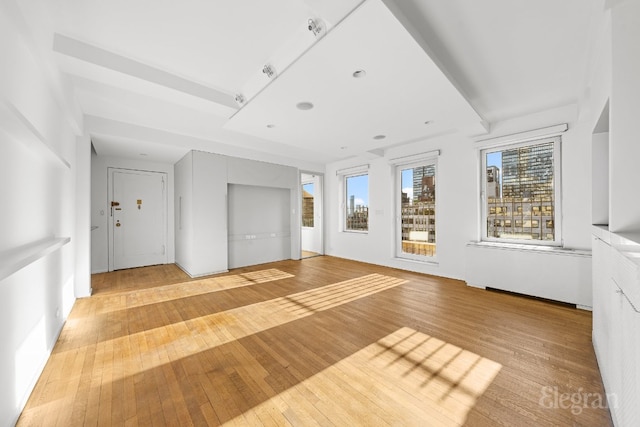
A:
465,282,487,289
175,262,228,278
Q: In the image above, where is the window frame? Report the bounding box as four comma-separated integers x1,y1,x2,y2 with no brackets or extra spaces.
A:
395,157,439,262
480,136,562,246
342,172,369,233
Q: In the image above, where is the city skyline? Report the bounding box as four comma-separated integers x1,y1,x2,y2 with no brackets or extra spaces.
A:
346,174,368,207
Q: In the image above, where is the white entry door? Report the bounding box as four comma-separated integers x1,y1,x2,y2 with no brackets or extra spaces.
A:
109,168,168,270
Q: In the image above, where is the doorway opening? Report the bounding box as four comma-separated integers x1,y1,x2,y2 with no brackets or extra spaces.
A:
301,172,323,259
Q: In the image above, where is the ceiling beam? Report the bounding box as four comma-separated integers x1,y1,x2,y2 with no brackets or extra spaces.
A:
53,33,238,111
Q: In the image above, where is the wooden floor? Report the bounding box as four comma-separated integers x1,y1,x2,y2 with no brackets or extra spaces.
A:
18,256,612,426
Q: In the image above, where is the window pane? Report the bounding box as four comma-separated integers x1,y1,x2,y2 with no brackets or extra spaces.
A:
345,174,368,231
485,141,555,241
302,183,314,227
400,165,436,257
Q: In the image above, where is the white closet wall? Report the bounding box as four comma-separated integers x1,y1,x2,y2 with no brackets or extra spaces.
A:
174,150,300,277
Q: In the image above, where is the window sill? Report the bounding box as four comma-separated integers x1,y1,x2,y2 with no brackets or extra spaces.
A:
342,230,368,234
394,256,439,266
467,241,590,257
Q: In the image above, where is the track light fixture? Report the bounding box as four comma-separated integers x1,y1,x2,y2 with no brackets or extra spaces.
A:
308,18,323,38
262,64,276,79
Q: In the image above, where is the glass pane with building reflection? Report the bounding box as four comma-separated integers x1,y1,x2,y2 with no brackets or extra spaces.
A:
400,165,436,257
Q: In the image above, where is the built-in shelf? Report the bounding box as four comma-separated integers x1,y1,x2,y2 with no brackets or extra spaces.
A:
0,237,71,282
0,100,71,169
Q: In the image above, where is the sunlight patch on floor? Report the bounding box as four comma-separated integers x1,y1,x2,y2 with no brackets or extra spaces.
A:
43,274,406,393
225,327,502,426
84,268,294,315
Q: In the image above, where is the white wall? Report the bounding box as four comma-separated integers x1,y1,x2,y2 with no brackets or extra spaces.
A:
326,133,477,280
465,107,595,306
0,4,83,425
174,151,228,276
75,134,92,297
325,104,593,302
91,155,175,273
174,151,195,273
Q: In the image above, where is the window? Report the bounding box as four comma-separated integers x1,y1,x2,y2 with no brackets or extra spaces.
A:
302,183,314,227
482,136,561,245
344,174,368,231
397,160,437,259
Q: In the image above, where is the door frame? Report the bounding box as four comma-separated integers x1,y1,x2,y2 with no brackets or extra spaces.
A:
300,171,324,256
107,167,169,271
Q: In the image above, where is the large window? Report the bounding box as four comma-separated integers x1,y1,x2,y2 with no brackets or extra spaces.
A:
344,173,369,232
302,182,314,227
396,160,437,259
481,136,561,245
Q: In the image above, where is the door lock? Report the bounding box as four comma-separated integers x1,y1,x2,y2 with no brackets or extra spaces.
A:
116,220,121,228
111,201,120,216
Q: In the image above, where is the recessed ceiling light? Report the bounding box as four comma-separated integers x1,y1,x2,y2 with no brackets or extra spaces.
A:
266,124,275,128
373,135,386,140
296,102,314,110
352,69,367,78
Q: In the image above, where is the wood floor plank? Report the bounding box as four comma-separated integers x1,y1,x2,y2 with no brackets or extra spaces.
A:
17,257,612,426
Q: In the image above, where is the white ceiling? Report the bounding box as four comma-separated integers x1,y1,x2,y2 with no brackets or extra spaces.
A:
16,0,598,166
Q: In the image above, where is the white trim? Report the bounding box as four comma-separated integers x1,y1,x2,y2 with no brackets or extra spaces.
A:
388,150,440,166
175,261,228,278
0,237,71,282
341,172,369,233
336,164,369,176
475,123,567,149
394,158,438,262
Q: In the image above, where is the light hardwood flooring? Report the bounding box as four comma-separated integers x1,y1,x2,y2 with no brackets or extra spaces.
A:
18,256,612,426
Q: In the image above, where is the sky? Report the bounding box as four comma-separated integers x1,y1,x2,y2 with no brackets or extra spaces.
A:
487,151,502,169
346,174,368,207
401,169,413,201
487,151,502,186
302,182,313,196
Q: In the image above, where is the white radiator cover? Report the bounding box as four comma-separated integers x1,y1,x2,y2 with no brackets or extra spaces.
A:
465,242,592,307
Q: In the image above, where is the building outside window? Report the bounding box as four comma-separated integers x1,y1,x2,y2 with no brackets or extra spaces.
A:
397,161,437,259
482,136,561,245
302,182,314,227
345,174,368,231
